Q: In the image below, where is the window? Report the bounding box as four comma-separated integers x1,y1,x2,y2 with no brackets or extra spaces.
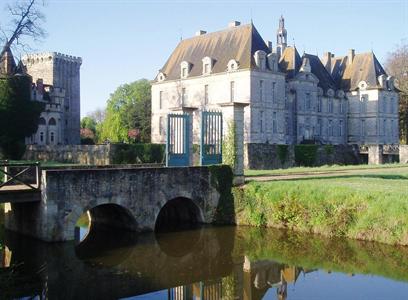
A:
339,120,343,136
383,119,387,136
180,61,191,78
50,132,55,143
306,93,311,110
391,119,395,137
181,88,186,105
273,112,277,133
159,91,163,109
204,85,209,105
230,81,235,102
271,82,276,104
227,59,239,72
260,111,264,133
328,120,333,136
317,97,322,112
259,80,263,102
361,119,366,137
285,117,290,135
360,95,367,113
317,119,322,136
339,100,344,113
202,57,213,75
204,64,209,74
328,98,333,113
182,68,187,78
159,116,164,135
40,132,44,142
39,117,46,125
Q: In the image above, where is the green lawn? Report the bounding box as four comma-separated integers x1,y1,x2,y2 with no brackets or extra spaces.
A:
245,163,408,177
235,166,408,246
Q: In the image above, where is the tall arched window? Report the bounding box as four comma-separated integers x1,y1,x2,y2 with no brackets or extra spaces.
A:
49,118,56,126
50,132,55,143
40,132,44,142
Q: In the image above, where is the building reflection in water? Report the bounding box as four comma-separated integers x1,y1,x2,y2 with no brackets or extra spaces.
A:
166,255,315,300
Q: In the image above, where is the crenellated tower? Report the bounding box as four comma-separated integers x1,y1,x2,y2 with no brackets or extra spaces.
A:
22,52,82,144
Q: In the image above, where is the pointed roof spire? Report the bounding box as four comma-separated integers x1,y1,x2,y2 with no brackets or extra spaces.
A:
0,44,17,76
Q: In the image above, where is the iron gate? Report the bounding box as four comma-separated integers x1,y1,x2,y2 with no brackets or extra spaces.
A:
166,113,190,167
200,111,223,165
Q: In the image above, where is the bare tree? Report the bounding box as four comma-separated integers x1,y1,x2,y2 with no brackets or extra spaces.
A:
0,0,46,58
385,40,408,143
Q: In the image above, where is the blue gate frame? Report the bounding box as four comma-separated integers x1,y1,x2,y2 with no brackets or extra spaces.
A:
166,113,190,167
200,111,223,165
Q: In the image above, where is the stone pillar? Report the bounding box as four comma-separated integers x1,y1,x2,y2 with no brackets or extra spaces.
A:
399,145,408,164
368,144,383,165
219,102,248,185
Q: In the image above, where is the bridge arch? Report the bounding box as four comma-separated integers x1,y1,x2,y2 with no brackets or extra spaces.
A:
154,197,204,232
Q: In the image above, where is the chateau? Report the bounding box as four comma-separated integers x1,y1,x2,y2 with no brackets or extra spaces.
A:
0,47,82,145
151,18,399,149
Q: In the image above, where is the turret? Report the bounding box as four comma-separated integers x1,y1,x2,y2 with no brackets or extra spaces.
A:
276,15,287,58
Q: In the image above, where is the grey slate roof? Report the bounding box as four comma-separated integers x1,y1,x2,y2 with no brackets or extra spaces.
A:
331,52,387,91
278,46,302,78
156,23,270,81
304,53,337,91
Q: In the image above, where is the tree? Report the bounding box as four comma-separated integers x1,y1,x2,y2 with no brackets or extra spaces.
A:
80,116,97,144
99,79,151,143
0,76,43,158
385,41,408,143
0,0,46,58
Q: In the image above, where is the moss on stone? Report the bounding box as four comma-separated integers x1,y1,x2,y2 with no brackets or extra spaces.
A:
209,165,235,224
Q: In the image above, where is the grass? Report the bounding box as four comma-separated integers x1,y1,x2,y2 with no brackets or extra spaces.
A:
244,163,408,177
234,166,408,246
234,226,408,283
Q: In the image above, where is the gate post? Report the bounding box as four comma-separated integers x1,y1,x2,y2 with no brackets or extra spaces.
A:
219,102,248,185
368,144,383,165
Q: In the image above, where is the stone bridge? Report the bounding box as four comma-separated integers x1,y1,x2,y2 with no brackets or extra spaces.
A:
2,165,233,242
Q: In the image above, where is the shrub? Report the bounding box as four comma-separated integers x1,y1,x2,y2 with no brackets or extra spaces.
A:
112,143,165,164
294,145,318,166
277,145,289,164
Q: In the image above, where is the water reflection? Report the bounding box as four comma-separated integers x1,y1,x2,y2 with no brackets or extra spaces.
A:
1,226,408,299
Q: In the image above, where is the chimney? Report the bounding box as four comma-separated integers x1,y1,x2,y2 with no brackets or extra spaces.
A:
36,78,44,93
267,41,273,51
228,21,241,28
195,30,207,36
322,52,332,73
348,49,355,65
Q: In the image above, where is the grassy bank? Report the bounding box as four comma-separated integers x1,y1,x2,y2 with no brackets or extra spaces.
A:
235,166,408,246
234,227,408,283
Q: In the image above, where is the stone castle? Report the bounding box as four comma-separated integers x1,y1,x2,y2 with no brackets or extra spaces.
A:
0,47,82,145
151,17,399,150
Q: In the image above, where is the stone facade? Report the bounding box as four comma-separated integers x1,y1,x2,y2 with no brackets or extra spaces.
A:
22,52,82,145
3,166,223,241
151,17,400,163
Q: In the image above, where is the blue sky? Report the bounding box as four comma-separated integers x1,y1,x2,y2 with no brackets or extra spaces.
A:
1,0,407,116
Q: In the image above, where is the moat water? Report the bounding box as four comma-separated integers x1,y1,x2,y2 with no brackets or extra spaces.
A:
1,223,408,299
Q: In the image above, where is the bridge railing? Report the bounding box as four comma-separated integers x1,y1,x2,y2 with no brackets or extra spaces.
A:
0,160,41,191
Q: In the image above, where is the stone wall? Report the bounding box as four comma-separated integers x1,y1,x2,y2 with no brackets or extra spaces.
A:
23,144,115,165
244,143,361,169
400,145,408,164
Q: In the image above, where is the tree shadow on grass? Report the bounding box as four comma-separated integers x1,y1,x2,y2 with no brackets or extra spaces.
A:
280,173,408,182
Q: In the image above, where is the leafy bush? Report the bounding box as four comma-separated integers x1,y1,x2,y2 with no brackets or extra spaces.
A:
112,143,165,164
294,145,318,166
277,145,288,164
324,144,334,155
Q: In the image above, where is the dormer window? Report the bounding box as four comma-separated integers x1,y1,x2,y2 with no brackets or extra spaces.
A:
180,61,192,79
202,56,213,75
254,50,267,71
227,59,239,72
157,72,166,82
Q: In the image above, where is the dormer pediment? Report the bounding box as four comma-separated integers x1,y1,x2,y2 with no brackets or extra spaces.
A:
254,50,267,71
157,72,166,82
180,61,192,79
227,59,239,72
